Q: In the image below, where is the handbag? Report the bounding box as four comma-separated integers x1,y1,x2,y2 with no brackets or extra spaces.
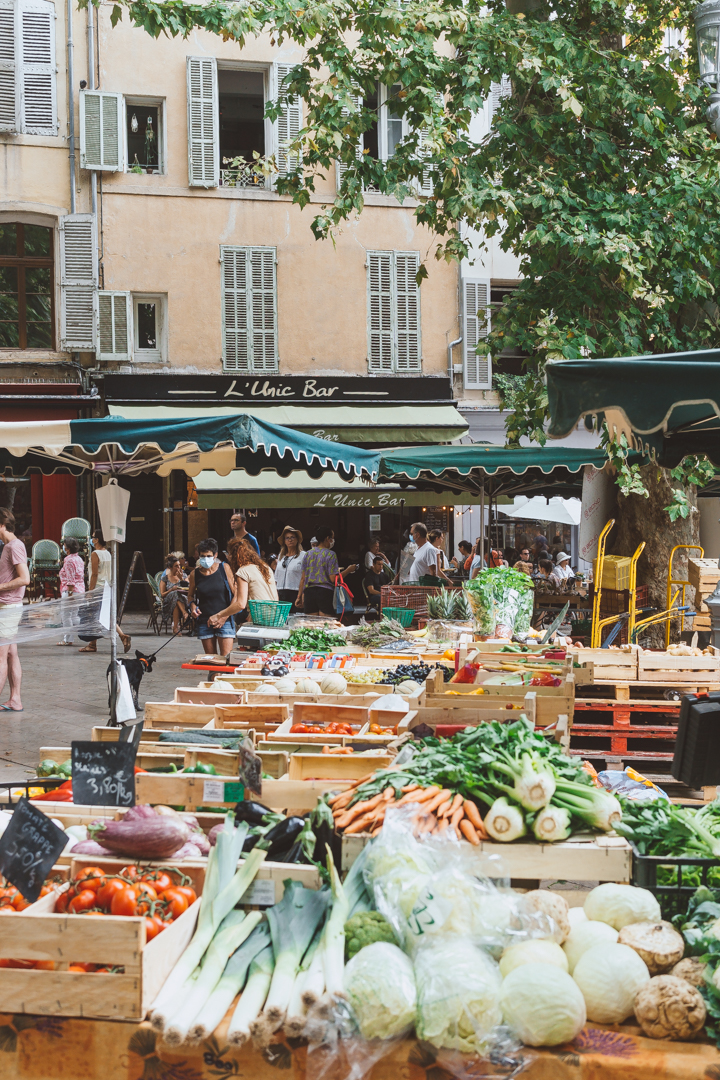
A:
333,573,354,619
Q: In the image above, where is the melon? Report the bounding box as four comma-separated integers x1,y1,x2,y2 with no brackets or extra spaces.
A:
294,677,320,696
254,683,280,696
396,679,421,695
274,677,297,694
320,673,348,695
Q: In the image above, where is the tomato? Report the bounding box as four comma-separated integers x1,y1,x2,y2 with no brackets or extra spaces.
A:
0,906,15,915
33,960,55,970
0,887,17,901
136,883,158,902
75,868,105,892
68,964,92,973
55,891,69,914
68,889,98,914
141,871,173,893
97,877,127,911
290,724,309,734
169,885,197,906
11,895,31,911
162,888,189,919
0,959,34,968
143,915,165,942
119,866,140,881
111,886,140,917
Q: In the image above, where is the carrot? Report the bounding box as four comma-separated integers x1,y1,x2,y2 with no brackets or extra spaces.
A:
330,795,353,813
322,745,331,755
459,819,481,846
382,787,395,802
436,818,449,833
414,813,436,835
397,785,441,806
448,793,464,817
436,798,453,818
450,807,464,830
335,793,384,827
344,813,377,835
424,789,453,815
401,784,420,793
463,799,485,831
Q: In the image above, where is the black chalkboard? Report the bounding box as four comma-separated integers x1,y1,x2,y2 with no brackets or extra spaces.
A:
0,797,67,902
71,741,137,807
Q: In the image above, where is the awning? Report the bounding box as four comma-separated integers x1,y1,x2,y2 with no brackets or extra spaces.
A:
546,349,720,465
0,415,381,480
107,403,468,445
194,469,477,509
499,496,582,526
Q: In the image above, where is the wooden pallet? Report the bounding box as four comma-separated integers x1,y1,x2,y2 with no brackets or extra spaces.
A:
572,697,682,757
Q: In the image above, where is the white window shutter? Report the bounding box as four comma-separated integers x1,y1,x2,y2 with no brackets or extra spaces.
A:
490,76,512,119
463,278,491,389
367,251,394,373
0,1,16,131
395,251,421,372
98,291,130,360
79,90,122,171
273,62,301,177
60,214,97,350
187,56,218,188
20,0,54,135
221,246,277,373
416,127,433,195
336,95,362,191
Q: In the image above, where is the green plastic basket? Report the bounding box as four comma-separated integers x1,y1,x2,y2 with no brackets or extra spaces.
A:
382,606,415,628
248,600,293,628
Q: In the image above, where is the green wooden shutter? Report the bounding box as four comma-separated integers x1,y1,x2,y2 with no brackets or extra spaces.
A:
394,251,421,372
274,62,301,177
463,278,491,389
367,250,394,373
98,291,130,359
222,246,277,373
187,56,218,187
80,90,122,170
60,214,97,350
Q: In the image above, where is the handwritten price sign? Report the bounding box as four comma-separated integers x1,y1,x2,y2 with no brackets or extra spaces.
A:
0,798,67,902
71,741,136,807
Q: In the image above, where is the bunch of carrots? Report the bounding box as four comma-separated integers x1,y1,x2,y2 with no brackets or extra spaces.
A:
329,782,489,843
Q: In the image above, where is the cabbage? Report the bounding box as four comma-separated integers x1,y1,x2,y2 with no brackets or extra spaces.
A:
343,942,417,1040
500,964,586,1046
573,943,650,1023
499,940,568,978
562,920,619,974
415,941,502,1053
583,883,661,930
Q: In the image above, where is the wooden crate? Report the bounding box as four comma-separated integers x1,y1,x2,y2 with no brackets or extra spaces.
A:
38,745,186,773
262,778,353,811
293,702,369,727
213,704,288,728
134,772,248,809
688,558,720,592
637,647,720,683
174,687,247,705
144,702,218,728
258,750,289,778
244,691,360,707
423,685,573,728
571,646,638,683
288,752,393,782
397,704,528,734
184,747,240,776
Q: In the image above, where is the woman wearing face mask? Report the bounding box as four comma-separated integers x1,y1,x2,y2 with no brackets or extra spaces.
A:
274,526,306,607
78,529,131,653
187,538,241,656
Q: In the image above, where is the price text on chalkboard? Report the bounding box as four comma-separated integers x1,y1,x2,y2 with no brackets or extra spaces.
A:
71,741,137,806
0,797,67,902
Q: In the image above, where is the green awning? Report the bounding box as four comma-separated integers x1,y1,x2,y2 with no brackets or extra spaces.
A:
546,349,720,465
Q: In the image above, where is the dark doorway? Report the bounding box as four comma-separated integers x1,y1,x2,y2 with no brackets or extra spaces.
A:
117,473,165,610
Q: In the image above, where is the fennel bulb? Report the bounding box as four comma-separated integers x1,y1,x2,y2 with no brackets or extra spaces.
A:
563,920,619,975
533,806,571,843
500,963,586,1046
344,943,416,1040
552,783,621,832
484,798,527,842
573,943,650,1023
415,940,502,1054
499,940,568,978
583,883,661,931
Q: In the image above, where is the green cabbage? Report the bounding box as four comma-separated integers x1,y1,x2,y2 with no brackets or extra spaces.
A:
415,940,502,1053
343,942,417,1040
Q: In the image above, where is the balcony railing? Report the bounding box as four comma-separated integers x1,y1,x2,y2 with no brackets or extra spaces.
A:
219,164,269,190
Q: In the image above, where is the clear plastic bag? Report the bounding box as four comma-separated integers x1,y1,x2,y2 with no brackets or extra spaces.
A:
426,619,474,642
0,585,108,646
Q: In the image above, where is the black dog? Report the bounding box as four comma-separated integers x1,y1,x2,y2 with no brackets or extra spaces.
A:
107,649,156,710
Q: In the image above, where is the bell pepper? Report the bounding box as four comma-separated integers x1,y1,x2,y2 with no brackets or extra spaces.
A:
30,779,73,802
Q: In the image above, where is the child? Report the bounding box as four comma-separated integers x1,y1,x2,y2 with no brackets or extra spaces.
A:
58,538,86,646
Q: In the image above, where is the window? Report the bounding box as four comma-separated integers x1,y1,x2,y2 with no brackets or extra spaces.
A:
186,57,301,190
126,99,162,174
133,294,165,362
0,221,53,349
98,291,130,360
221,246,277,373
490,284,526,378
367,250,421,373
338,83,431,194
0,0,56,136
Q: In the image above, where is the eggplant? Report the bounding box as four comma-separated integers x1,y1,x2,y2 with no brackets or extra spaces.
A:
258,816,305,859
88,816,189,859
273,840,306,864
234,800,273,826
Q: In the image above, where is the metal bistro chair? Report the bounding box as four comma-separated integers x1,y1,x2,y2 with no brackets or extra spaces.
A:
146,573,167,633
30,539,61,600
61,517,92,569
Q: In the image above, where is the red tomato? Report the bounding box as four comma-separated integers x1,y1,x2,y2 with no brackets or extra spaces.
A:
11,895,31,911
119,866,140,881
75,868,104,892
68,964,92,973
143,915,165,942
169,885,197,906
136,883,158,902
55,891,69,914
33,960,55,970
68,889,97,914
162,888,189,919
290,724,309,734
111,886,140,917
141,871,173,893
97,877,127,911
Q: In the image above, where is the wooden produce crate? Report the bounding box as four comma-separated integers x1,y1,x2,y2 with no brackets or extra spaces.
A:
213,704,288,729
293,701,369,727
397,704,527,734
571,646,638,683
423,670,574,728
262,778,353,811
134,772,246,809
258,750,290,778
174,686,247,706
688,557,720,592
38,745,186,774
287,751,393,782
183,747,240,776
637,647,720,684
244,691,362,707
144,702,218,728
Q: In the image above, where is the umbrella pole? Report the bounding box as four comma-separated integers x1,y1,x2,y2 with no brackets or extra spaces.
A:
480,483,485,565
397,499,405,577
109,539,118,726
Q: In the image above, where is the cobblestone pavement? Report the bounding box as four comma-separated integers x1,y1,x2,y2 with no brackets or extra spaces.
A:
0,615,204,782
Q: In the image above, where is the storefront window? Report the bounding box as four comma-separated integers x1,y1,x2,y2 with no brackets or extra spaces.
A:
0,223,54,350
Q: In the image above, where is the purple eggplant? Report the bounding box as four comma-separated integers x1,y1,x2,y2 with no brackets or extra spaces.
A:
88,817,189,859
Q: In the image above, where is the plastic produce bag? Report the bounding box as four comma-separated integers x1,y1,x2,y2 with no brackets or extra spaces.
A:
0,586,108,646
464,569,535,638
426,619,474,643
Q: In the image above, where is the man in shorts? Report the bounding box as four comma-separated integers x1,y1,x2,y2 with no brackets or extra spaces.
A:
0,508,29,712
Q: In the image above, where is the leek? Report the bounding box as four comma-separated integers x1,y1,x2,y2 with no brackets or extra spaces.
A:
532,805,571,843
263,882,330,1024
319,855,348,997
484,797,527,842
343,842,373,917
552,781,622,832
300,941,326,1009
187,923,271,1044
163,910,262,1046
284,925,324,1035
227,945,275,1045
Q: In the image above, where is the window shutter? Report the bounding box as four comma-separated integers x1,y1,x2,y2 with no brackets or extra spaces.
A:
221,246,277,373
273,62,301,177
463,278,491,389
60,214,97,350
336,95,362,191
20,0,54,135
79,90,122,171
394,251,421,372
187,56,218,188
0,1,16,131
415,127,434,195
490,76,512,118
98,291,130,359
367,250,394,373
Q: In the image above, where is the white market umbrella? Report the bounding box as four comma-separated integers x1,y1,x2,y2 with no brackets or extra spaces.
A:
500,495,581,526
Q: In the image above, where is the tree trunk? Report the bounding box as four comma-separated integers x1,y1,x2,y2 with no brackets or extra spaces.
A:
609,466,699,646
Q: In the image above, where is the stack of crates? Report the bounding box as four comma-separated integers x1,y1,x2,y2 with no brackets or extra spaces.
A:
688,558,720,633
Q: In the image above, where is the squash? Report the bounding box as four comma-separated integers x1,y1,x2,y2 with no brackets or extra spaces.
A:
320,672,348,695
294,677,320,696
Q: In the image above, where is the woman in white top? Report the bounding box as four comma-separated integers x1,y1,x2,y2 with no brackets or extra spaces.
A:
274,526,306,607
225,538,279,622
364,537,391,572
78,528,131,654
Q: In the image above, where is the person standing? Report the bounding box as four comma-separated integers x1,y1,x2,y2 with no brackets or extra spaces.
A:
407,523,441,584
229,512,260,556
296,527,357,616
0,508,29,712
428,530,453,582
452,540,473,576
57,538,86,646
187,539,240,656
78,529,131,654
226,538,279,621
274,526,306,607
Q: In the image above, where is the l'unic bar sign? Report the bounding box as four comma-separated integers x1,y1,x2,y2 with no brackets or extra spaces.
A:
102,374,453,404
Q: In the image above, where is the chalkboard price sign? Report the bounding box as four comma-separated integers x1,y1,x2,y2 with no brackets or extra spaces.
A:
0,797,67,902
71,741,137,807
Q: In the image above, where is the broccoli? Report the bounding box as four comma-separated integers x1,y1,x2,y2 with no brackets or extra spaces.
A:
344,911,397,961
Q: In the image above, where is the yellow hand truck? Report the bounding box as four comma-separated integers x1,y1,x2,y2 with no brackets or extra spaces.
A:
590,519,646,648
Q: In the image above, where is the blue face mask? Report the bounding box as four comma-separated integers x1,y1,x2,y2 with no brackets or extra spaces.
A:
88,538,95,550
198,555,214,569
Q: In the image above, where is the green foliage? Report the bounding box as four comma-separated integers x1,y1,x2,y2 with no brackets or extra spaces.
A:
601,431,649,498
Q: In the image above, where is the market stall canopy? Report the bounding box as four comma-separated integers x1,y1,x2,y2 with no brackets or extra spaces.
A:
499,495,582,526
546,348,720,465
372,444,615,498
107,403,468,446
0,415,381,479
